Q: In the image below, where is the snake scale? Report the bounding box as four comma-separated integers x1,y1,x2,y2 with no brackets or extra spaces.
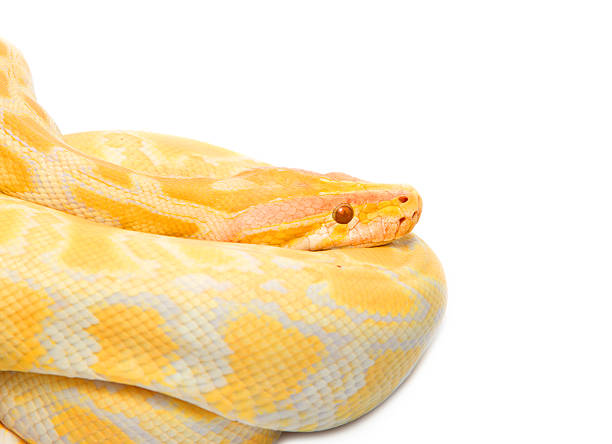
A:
0,39,446,443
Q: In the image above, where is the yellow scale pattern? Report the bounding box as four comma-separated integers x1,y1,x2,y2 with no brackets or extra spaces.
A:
0,39,446,443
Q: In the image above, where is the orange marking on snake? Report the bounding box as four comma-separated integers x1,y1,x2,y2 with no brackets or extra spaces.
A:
204,313,325,420
72,185,201,237
0,71,9,97
86,305,180,385
93,162,133,188
1,111,63,153
0,279,54,371
60,224,137,273
0,147,34,193
327,267,417,317
334,347,422,423
51,405,136,443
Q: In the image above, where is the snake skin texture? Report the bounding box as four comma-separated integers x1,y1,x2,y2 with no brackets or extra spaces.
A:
0,39,446,443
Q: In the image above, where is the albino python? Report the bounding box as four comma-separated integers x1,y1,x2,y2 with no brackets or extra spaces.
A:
0,39,446,443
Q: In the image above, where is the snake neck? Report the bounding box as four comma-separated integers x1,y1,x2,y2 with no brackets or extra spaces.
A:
1,113,246,240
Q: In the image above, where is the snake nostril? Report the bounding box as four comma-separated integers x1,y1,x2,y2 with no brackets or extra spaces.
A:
398,196,408,203
398,217,406,224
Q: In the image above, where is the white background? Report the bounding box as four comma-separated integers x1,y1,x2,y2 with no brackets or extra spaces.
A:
2,1,611,443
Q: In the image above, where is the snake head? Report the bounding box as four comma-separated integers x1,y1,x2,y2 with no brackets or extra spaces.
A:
230,168,422,250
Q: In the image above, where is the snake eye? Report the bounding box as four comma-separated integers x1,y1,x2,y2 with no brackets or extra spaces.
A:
333,203,354,224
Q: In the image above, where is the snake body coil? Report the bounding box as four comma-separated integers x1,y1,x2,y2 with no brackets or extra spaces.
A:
0,40,446,443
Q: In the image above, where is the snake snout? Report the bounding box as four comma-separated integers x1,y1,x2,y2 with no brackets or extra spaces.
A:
395,189,422,236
